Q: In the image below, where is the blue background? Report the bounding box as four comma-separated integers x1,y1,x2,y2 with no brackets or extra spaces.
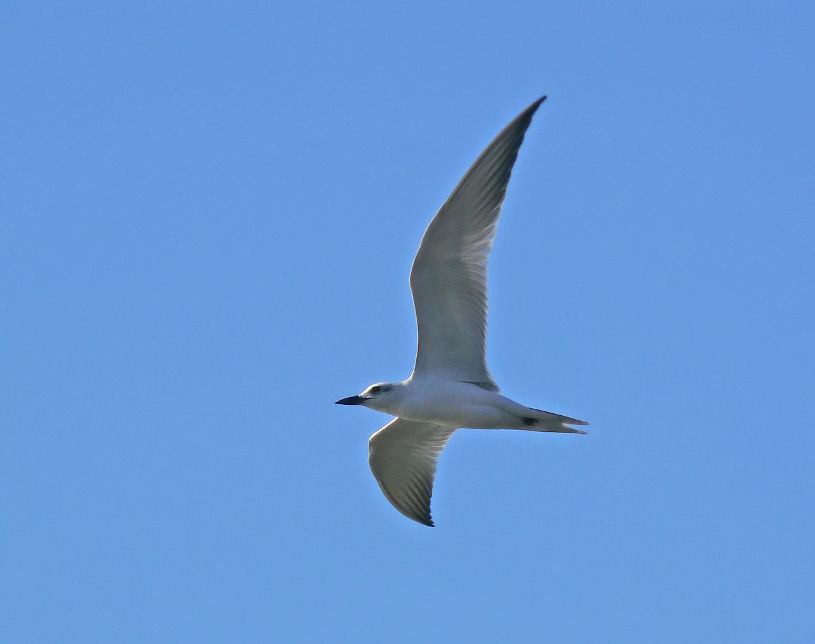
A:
2,2,813,641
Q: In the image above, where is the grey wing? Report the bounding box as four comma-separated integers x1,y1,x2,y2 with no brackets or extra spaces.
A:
410,97,546,390
368,418,457,527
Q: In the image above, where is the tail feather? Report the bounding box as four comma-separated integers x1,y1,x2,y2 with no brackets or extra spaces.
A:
522,408,588,434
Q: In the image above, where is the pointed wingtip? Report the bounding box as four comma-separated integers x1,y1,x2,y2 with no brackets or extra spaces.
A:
512,96,546,127
411,513,434,527
528,95,547,113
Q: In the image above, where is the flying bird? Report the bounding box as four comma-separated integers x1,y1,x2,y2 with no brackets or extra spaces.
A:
337,97,587,526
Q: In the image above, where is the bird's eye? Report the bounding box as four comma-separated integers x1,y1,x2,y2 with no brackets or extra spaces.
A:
370,385,382,394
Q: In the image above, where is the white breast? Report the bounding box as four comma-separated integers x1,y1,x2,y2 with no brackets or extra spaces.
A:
393,378,520,428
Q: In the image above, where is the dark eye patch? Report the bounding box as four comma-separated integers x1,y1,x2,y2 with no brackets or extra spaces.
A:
370,385,382,393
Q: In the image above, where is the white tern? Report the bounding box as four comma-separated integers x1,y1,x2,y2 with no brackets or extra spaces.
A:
337,97,587,526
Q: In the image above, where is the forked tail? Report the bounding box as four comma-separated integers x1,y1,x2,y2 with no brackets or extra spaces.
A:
520,408,589,434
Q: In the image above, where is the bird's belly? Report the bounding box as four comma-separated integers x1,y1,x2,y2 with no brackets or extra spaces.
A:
395,386,520,429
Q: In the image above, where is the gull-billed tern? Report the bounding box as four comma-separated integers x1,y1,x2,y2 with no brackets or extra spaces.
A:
337,97,587,526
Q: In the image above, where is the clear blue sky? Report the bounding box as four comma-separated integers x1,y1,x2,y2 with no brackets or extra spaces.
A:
1,2,813,642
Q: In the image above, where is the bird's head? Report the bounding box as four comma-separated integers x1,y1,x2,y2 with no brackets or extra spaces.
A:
335,382,401,412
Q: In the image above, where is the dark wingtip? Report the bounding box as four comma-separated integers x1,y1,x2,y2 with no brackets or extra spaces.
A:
513,96,547,127
528,95,547,113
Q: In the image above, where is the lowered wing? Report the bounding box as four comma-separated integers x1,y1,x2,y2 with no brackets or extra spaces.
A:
368,418,457,527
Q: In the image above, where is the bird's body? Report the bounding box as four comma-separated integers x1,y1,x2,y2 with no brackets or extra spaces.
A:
337,96,587,526
359,376,585,432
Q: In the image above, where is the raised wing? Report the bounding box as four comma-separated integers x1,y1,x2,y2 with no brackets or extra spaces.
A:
368,418,457,527
410,97,546,390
